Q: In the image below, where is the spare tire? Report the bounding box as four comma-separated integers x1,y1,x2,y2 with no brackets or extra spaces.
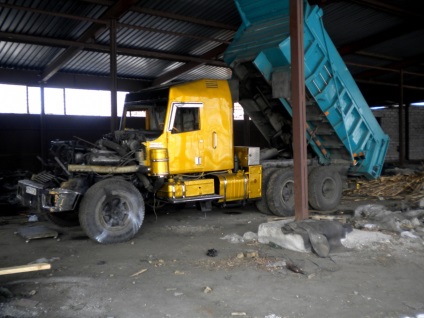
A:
79,178,145,244
308,167,342,211
266,169,295,216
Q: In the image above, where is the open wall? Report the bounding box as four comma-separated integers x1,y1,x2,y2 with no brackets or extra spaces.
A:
1,108,423,173
372,106,424,162
0,114,268,172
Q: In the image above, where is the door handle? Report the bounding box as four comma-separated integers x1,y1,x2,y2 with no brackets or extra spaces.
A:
212,131,217,149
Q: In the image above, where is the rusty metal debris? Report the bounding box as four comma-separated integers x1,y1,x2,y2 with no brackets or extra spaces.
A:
285,261,304,274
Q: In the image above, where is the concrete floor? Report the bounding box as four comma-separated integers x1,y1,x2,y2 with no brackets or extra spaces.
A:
1,200,424,318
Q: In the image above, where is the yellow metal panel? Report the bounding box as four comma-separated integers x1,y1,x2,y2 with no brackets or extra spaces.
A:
143,79,234,175
166,79,234,174
216,172,248,203
247,165,262,199
184,179,215,197
156,179,215,200
150,148,169,176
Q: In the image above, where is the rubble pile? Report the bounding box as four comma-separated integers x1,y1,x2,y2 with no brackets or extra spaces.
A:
351,204,424,238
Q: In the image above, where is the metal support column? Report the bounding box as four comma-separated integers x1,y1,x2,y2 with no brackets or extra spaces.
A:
398,69,404,166
405,102,410,160
110,18,118,132
290,0,309,220
40,83,46,163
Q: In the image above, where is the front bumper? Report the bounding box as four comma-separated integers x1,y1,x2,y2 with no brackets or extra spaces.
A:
17,179,80,212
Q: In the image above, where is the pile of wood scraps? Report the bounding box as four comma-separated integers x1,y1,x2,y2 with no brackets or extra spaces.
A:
344,172,424,201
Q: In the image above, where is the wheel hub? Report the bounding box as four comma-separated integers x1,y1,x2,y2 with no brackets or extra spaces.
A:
101,196,130,228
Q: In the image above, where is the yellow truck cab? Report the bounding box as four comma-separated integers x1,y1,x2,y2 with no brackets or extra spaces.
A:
122,79,262,207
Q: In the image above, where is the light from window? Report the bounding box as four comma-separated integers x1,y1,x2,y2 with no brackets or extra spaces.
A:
0,84,27,114
44,88,64,115
66,88,111,116
234,102,244,120
28,87,41,114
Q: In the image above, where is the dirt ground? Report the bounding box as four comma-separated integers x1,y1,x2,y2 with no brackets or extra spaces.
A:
1,198,424,318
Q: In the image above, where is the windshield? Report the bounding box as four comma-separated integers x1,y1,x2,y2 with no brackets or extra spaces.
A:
122,104,167,131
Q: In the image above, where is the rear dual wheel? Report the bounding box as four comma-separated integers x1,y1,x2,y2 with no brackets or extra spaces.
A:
255,168,279,214
259,167,342,216
308,167,342,211
266,169,295,216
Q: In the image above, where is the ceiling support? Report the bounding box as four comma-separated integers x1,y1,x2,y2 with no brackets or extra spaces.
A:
152,44,228,86
0,32,227,68
40,0,138,83
290,0,309,221
110,19,118,132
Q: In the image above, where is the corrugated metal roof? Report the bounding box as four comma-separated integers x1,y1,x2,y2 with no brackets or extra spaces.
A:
0,0,423,104
323,2,403,46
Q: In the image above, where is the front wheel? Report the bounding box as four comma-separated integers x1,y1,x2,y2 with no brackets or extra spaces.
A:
79,178,145,244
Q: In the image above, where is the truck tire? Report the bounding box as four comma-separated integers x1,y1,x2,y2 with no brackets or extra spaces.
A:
255,168,278,214
308,167,342,211
266,169,295,216
44,211,79,227
79,178,145,244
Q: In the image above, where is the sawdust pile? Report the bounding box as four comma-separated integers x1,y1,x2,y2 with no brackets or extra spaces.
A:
344,172,424,200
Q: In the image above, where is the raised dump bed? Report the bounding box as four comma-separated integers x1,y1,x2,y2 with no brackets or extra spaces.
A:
224,0,389,179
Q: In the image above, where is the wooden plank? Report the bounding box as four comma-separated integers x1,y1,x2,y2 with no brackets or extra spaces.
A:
0,263,51,276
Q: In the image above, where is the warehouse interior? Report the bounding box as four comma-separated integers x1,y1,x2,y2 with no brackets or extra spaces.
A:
1,1,424,318
0,0,423,171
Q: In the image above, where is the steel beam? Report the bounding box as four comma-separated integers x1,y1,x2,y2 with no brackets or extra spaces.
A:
40,0,138,82
130,7,238,31
152,44,228,86
290,0,309,221
0,32,227,67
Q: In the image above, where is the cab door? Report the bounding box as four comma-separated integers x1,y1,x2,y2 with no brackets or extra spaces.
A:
166,102,204,174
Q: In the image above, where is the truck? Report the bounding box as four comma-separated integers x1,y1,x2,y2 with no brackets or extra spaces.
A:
16,0,389,244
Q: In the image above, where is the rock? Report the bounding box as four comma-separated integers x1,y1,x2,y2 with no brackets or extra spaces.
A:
174,292,183,297
266,261,287,268
174,270,184,275
244,250,258,258
258,220,308,253
401,231,419,239
242,231,258,241
411,217,421,228
419,198,424,208
404,209,424,219
236,252,244,259
220,234,244,244
363,223,379,231
0,287,13,299
203,286,212,293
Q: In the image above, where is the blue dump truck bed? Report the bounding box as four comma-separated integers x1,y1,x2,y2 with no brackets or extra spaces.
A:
224,0,389,179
